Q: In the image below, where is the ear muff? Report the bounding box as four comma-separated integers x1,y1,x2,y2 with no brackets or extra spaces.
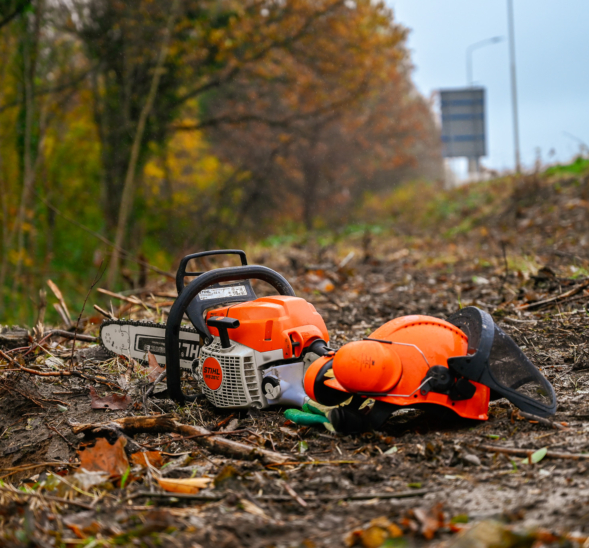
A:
332,340,402,394
304,357,351,406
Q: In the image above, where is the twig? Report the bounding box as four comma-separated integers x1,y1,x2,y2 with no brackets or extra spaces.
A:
0,461,74,472
143,368,167,413
518,279,589,310
46,424,76,449
94,304,115,319
47,280,73,326
0,349,20,367
70,262,106,367
266,460,359,467
46,329,97,343
97,288,163,313
9,384,47,409
13,330,97,361
474,443,589,460
0,358,120,389
283,482,307,507
34,288,47,338
519,411,568,431
499,241,509,294
0,485,93,510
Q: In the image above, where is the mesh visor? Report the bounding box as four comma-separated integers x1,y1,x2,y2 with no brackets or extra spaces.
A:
448,307,557,417
487,324,556,414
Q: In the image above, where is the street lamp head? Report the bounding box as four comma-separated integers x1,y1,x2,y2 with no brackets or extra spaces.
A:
467,36,505,86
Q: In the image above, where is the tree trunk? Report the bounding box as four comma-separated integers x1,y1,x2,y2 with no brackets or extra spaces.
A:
106,0,180,287
302,147,320,231
12,4,43,294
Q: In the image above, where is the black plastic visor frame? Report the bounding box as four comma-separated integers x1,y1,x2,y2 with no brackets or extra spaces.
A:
446,307,557,417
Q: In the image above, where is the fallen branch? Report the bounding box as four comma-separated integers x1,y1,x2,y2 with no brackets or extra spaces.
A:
140,429,249,450
71,415,289,465
123,488,430,504
0,353,120,389
475,443,589,460
519,411,568,431
97,288,165,313
266,460,359,467
518,279,589,310
0,461,74,472
45,329,97,343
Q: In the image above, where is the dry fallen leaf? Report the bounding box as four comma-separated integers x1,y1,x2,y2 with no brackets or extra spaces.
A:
89,386,132,410
239,498,269,519
131,451,164,468
156,477,213,494
78,437,129,477
147,350,166,382
412,504,445,540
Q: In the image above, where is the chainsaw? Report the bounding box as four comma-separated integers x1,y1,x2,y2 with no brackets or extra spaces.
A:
100,250,331,409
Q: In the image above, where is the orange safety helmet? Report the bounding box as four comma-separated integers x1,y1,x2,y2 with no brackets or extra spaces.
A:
304,307,556,433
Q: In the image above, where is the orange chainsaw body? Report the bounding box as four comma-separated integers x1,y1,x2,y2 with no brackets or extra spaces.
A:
205,295,329,359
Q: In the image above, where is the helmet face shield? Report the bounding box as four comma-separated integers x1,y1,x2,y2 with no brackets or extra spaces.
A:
448,307,556,417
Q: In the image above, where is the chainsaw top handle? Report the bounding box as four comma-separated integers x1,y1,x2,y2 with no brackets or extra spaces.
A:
166,264,296,405
175,249,247,295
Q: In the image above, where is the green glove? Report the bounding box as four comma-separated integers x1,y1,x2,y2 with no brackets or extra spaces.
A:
284,408,329,426
302,402,327,416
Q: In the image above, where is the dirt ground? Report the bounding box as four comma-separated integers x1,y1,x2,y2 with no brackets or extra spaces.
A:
1,173,589,547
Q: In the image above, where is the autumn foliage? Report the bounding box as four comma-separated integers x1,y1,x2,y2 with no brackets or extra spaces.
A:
0,0,441,322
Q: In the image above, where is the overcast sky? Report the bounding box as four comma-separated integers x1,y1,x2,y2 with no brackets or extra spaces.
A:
389,0,589,179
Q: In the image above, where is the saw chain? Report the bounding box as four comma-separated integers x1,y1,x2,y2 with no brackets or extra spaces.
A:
99,318,201,371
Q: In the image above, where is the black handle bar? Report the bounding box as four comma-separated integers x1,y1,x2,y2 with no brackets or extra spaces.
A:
176,249,248,295
166,265,296,404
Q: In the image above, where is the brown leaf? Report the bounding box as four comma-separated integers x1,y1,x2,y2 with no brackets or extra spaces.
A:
412,504,445,540
131,451,164,468
89,386,131,410
147,351,165,382
78,437,129,477
156,476,212,494
63,513,101,539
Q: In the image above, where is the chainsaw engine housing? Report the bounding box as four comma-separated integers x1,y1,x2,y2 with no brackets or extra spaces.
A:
194,295,328,409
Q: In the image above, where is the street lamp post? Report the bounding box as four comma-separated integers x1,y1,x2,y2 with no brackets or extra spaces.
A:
507,0,521,172
466,36,504,87
465,36,503,177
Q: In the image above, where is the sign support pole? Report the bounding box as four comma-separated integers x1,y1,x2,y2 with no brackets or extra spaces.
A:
507,0,521,173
